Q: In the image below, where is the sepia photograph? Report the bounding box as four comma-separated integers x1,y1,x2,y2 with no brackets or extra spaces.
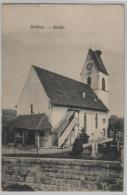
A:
1,3,125,191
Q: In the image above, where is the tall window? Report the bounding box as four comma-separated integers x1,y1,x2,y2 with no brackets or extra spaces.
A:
30,104,34,114
102,78,105,91
87,77,91,87
103,128,106,137
84,113,86,129
95,113,98,129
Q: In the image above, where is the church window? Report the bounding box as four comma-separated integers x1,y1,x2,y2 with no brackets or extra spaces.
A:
87,76,91,86
102,78,105,91
84,113,86,129
103,128,106,137
30,104,34,114
95,113,98,128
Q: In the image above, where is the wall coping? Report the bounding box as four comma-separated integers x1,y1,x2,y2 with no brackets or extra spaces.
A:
2,156,122,168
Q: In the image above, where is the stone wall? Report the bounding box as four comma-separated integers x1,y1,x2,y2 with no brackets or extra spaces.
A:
2,157,123,191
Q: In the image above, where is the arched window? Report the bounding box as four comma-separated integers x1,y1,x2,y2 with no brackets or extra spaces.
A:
87,77,91,86
102,78,105,91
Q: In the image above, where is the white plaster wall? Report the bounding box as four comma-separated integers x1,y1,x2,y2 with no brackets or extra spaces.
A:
81,61,99,90
95,90,109,109
98,72,109,91
97,72,109,108
78,110,109,141
17,66,50,116
93,72,109,109
51,106,109,143
51,106,68,128
80,51,99,90
98,112,109,138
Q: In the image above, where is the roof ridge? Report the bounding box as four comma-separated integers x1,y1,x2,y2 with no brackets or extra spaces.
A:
32,65,90,88
89,50,108,75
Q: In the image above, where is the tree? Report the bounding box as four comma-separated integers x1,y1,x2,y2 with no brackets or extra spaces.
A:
108,116,124,143
72,128,89,155
72,137,83,155
79,128,89,144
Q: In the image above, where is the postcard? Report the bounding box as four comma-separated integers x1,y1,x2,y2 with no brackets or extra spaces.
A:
1,3,125,191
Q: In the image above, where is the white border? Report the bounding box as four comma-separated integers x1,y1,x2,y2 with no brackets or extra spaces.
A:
0,0,126,194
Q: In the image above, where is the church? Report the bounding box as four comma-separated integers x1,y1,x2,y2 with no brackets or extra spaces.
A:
8,49,110,148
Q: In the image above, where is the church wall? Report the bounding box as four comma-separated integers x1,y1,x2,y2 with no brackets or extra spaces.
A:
51,106,68,128
95,90,109,109
78,110,109,141
80,51,99,90
17,66,50,116
97,112,109,138
94,72,109,108
51,105,109,142
81,63,99,90
98,72,109,91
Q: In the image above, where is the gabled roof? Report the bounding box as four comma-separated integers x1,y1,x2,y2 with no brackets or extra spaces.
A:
8,114,52,131
33,65,108,112
88,49,109,75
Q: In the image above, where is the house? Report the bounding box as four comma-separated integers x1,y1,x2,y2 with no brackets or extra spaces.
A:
7,114,52,147
7,49,110,148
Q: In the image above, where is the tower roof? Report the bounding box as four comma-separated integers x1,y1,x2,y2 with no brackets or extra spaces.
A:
88,48,109,75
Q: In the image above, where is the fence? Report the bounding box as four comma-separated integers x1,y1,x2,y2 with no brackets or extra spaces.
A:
2,145,72,157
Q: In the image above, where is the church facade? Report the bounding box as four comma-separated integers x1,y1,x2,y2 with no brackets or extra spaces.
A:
10,49,110,148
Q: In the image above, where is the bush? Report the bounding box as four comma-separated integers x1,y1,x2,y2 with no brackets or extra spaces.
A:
72,137,83,155
72,128,89,155
79,128,89,144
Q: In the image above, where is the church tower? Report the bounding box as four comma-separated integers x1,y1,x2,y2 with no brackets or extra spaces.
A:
80,49,109,109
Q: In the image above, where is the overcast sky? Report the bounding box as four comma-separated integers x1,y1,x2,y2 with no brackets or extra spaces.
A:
2,4,124,117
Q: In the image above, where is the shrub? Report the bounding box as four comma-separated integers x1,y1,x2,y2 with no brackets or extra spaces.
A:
79,128,89,144
72,137,83,155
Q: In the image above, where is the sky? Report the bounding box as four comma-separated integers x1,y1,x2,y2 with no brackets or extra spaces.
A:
2,4,124,117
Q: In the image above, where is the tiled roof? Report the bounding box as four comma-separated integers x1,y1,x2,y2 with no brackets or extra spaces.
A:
33,65,108,112
89,49,109,75
8,114,52,131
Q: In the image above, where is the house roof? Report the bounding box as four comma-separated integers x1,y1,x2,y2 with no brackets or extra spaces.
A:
33,65,108,112
88,49,109,75
7,114,52,131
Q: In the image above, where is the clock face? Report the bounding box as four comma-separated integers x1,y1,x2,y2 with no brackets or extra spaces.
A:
87,63,93,70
